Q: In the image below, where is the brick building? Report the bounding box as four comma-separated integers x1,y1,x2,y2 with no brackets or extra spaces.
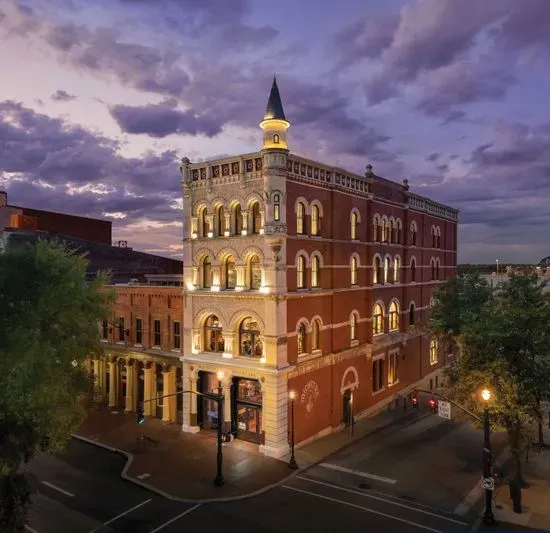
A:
176,78,459,457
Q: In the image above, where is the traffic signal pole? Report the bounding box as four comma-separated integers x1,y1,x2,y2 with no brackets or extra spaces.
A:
413,388,483,423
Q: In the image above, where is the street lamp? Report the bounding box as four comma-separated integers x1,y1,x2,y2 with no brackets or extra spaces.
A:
481,388,496,526
288,390,298,469
214,370,224,487
349,390,354,438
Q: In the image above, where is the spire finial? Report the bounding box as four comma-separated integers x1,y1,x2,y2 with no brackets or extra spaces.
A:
263,75,287,122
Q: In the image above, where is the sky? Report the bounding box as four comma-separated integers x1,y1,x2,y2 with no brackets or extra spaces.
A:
1,0,549,264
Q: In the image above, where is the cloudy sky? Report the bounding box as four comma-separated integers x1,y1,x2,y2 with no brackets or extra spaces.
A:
1,0,549,264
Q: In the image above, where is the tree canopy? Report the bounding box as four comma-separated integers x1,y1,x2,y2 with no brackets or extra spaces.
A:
0,239,114,532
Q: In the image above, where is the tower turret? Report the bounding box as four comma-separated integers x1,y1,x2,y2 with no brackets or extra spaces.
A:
260,76,290,150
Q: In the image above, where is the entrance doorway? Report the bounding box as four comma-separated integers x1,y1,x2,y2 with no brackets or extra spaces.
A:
231,378,262,443
197,371,221,430
343,390,352,427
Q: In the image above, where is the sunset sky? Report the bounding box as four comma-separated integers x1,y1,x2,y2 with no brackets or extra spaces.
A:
1,0,549,263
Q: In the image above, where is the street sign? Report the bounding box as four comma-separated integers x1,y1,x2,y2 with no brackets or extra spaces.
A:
438,400,451,420
481,477,495,491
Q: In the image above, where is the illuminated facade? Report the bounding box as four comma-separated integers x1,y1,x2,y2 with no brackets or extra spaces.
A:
179,78,459,457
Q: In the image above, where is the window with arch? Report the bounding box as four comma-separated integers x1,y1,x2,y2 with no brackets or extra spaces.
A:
396,219,403,244
389,220,396,243
383,256,390,283
204,315,224,353
239,318,262,357
373,256,382,284
311,254,320,288
273,194,281,221
297,255,306,289
430,338,438,365
436,228,441,248
350,313,357,341
409,303,415,326
296,202,306,234
381,219,387,242
273,133,280,144
431,227,436,248
436,260,441,280
223,255,236,289
393,256,401,283
373,304,384,335
431,259,436,281
351,211,358,240
312,319,321,351
200,208,209,237
234,204,243,235
410,258,417,282
311,204,320,236
389,301,400,331
217,205,225,236
297,323,307,355
350,256,358,285
251,202,262,234
410,222,417,246
202,257,212,288
372,216,379,241
249,255,261,290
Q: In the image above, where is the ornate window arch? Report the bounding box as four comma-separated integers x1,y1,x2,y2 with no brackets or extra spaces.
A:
311,252,322,288
350,310,359,342
222,254,236,290
393,255,401,283
430,257,436,280
204,314,224,353
238,317,263,358
372,214,380,241
273,193,281,221
410,220,418,246
216,204,225,236
296,253,308,289
373,254,382,284
350,253,359,285
201,256,212,288
351,209,361,240
381,216,389,242
388,217,396,244
311,317,322,351
436,258,441,280
383,254,391,283
430,338,438,365
396,218,403,244
248,254,262,290
232,202,243,235
436,226,441,248
295,197,309,235
389,300,400,331
373,302,385,335
250,200,262,234
310,200,323,236
297,319,309,356
408,301,415,326
410,257,417,282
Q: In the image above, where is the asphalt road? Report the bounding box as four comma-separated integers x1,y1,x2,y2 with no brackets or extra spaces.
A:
26,414,500,533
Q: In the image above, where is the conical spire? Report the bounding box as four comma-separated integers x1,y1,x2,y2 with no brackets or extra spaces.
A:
263,76,287,121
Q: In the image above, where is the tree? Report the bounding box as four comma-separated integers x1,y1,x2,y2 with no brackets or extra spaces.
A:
0,239,114,532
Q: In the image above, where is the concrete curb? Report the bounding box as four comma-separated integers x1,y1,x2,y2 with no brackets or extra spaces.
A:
71,410,432,504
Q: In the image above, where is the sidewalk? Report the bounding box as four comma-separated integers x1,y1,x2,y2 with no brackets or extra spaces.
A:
75,399,426,502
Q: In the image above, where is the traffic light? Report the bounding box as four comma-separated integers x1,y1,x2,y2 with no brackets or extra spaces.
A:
429,397,437,413
136,402,145,424
411,392,419,409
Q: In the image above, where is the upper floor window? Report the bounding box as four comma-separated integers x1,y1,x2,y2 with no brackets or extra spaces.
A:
388,351,399,386
274,194,281,222
251,202,262,234
224,256,236,289
136,318,143,344
312,319,321,351
234,204,243,235
311,204,320,236
436,260,441,280
372,216,379,241
430,339,438,365
350,256,358,285
296,202,306,234
410,222,417,246
249,255,261,290
383,256,390,283
396,219,403,244
381,219,388,242
273,133,280,144
239,318,262,357
350,313,357,341
373,304,384,335
118,317,125,342
393,257,401,283
217,205,225,236
431,259,436,281
351,211,358,240
173,321,181,350
297,323,307,355
153,319,161,347
373,256,382,284
389,220,396,243
410,258,416,282
202,257,212,288
373,358,384,393
436,227,441,248
201,208,210,237
389,301,400,331
408,303,415,326
311,255,320,288
297,255,306,289
205,315,224,353
431,226,436,248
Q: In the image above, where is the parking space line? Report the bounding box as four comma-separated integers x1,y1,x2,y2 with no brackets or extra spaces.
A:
41,481,74,497
319,463,397,484
90,498,152,531
296,476,469,526
149,504,201,533
282,484,442,533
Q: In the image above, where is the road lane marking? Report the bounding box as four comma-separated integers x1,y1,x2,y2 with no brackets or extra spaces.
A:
149,504,201,533
40,481,74,497
25,526,39,533
282,484,443,533
100,498,152,527
296,476,469,526
319,462,397,485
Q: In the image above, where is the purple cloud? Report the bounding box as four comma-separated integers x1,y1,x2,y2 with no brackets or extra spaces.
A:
51,89,76,101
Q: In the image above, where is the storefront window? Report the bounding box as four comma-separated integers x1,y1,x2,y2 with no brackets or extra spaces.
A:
204,315,224,353
237,379,262,404
250,255,261,290
239,318,262,357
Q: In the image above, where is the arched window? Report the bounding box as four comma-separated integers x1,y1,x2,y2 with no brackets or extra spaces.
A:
297,255,306,289
396,219,403,244
217,206,225,236
393,256,400,283
201,208,209,237
373,304,384,335
410,258,416,282
381,219,387,242
296,202,306,234
311,204,320,236
350,313,357,341
431,227,436,248
273,194,281,221
312,319,321,351
383,256,390,283
234,204,243,235
431,259,436,281
409,303,415,325
373,256,382,284
249,255,261,290
311,255,320,288
372,216,379,241
224,256,236,289
389,220,395,243
410,222,417,246
430,339,438,365
273,133,280,144
239,318,262,357
204,315,224,353
251,202,262,234
389,301,399,331
436,228,441,248
297,323,307,355
436,260,441,280
351,212,358,240
350,256,358,285
202,257,212,288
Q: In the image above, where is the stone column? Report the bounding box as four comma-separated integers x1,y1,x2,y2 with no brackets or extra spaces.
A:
222,378,232,435
182,364,200,433
222,332,235,357
259,210,265,234
241,211,248,235
192,266,199,287
168,367,177,422
92,359,100,394
235,266,246,291
259,373,289,459
224,212,231,236
162,365,177,423
125,360,136,412
206,215,214,237
108,359,118,408
143,362,155,417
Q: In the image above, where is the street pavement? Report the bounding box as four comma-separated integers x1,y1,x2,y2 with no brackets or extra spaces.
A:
26,414,500,533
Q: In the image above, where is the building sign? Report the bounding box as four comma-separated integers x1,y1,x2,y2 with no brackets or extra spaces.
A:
438,400,451,420
300,380,320,415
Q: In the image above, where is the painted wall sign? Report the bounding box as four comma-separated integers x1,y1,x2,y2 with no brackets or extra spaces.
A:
340,366,359,394
300,380,320,415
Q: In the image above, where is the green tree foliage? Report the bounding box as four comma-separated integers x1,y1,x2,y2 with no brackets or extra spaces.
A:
0,239,114,532
430,271,550,480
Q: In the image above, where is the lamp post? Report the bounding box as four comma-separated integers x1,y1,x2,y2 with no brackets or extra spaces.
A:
288,390,298,469
349,390,354,438
214,370,225,487
481,388,496,526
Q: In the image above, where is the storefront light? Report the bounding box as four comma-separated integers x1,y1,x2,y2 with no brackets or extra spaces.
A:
222,352,233,359
207,231,214,238
259,286,270,294
260,357,266,364
211,285,220,292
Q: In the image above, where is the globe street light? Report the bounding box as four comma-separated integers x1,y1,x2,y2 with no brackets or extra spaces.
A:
288,390,298,469
214,371,225,486
481,388,496,526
